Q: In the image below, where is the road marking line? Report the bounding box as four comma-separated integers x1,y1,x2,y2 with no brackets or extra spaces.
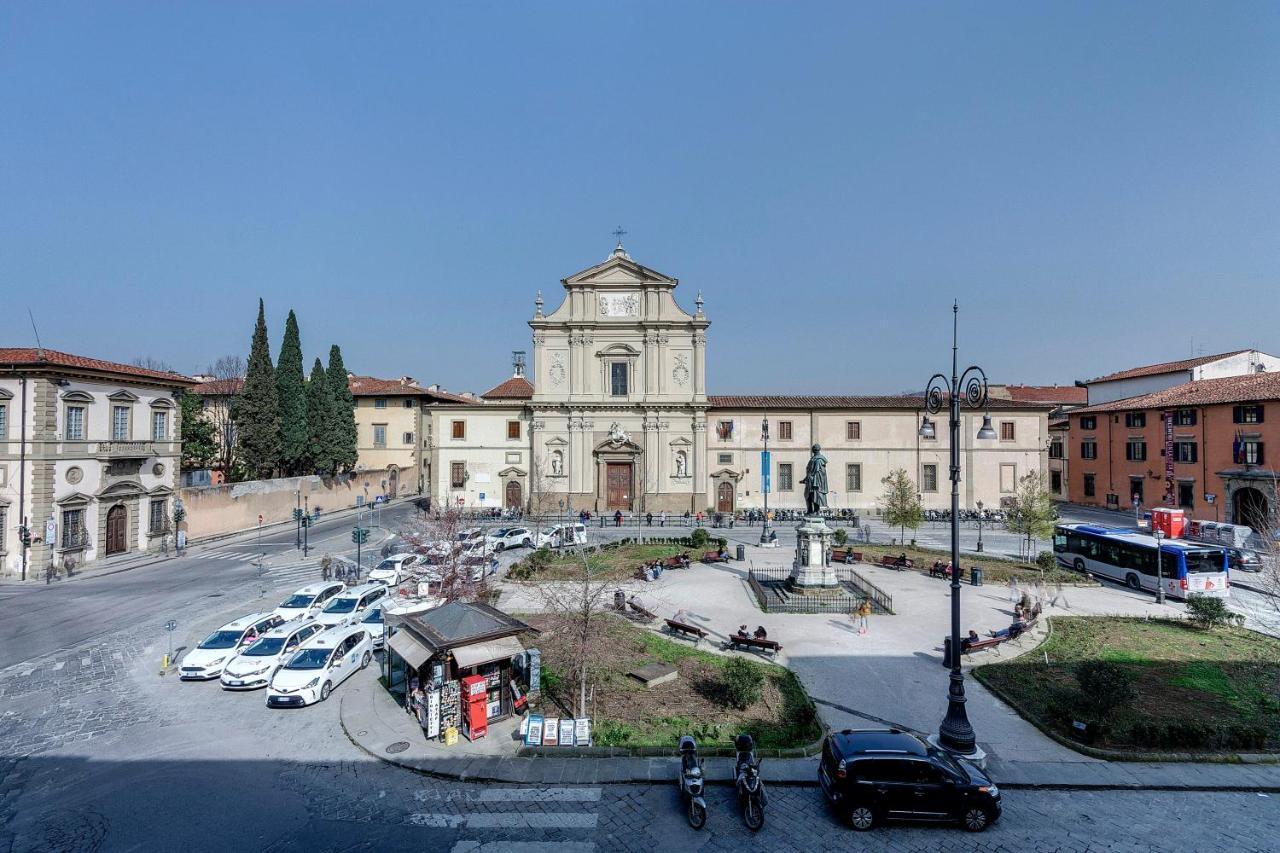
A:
475,787,602,803
466,813,598,829
407,814,467,828
52,661,65,671
451,843,597,853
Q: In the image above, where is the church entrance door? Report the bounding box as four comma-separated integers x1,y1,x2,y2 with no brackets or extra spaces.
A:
606,463,632,510
717,481,734,513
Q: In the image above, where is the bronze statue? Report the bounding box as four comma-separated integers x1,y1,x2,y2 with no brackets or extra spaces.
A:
801,443,828,515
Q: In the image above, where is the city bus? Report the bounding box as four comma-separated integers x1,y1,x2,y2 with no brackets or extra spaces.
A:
1053,523,1230,600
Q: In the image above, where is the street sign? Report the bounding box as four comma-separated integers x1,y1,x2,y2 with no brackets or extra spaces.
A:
45,518,57,545
478,492,486,502
457,496,464,506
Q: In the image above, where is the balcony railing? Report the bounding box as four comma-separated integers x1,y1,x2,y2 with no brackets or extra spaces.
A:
95,441,157,458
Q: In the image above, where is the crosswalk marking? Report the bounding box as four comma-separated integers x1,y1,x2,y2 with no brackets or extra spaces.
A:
451,844,597,853
475,787,601,803
410,813,597,830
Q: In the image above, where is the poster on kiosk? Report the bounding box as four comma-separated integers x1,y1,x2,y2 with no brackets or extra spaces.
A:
460,674,488,741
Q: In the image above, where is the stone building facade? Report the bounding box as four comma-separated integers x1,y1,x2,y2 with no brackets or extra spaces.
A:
0,349,192,578
423,246,1052,515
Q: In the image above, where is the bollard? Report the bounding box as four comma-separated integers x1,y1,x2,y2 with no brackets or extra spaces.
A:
160,653,170,675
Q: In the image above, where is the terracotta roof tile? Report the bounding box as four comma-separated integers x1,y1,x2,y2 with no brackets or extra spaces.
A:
0,348,193,384
1003,385,1087,405
1072,371,1280,415
706,395,1049,410
347,375,430,396
1084,350,1249,385
191,377,245,395
481,376,534,400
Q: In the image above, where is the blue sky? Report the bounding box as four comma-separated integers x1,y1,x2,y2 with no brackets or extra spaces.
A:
2,2,1277,394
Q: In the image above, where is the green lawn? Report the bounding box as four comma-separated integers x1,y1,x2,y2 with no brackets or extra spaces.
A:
974,616,1280,754
853,542,1084,585
527,613,821,752
508,542,688,583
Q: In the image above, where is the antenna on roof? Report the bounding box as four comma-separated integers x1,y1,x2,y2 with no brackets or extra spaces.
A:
27,308,45,359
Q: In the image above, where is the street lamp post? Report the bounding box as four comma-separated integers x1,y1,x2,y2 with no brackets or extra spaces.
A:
295,489,302,549
1153,528,1166,605
759,418,771,545
302,494,310,558
975,500,984,553
918,302,997,758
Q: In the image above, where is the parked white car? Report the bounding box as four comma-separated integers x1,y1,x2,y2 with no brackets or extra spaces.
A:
273,581,346,622
266,625,372,708
180,613,285,681
456,528,485,546
358,606,396,649
220,620,324,690
369,554,420,586
536,523,588,548
486,526,534,551
313,583,389,629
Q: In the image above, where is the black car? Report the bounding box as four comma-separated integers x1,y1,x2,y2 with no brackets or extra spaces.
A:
818,729,1001,832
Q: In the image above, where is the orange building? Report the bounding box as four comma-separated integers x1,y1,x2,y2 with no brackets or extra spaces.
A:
1067,372,1280,527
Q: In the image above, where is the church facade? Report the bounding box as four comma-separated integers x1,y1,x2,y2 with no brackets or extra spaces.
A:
422,245,1052,515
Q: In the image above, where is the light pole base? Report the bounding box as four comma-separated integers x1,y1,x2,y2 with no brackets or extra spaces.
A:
757,540,780,548
926,733,987,768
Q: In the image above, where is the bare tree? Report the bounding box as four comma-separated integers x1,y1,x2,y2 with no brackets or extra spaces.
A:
204,355,245,476
1236,475,1280,623
132,356,174,372
396,509,492,603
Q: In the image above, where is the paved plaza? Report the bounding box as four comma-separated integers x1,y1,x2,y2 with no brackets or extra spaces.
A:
3,502,1280,852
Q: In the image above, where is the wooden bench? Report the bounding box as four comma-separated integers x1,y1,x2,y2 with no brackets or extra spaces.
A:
928,563,949,579
725,634,783,656
831,548,863,564
701,549,730,564
662,554,692,569
627,599,657,621
878,555,915,571
665,619,708,641
962,637,1003,655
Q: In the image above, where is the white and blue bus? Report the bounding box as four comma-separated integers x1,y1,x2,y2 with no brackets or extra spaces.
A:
1053,523,1230,600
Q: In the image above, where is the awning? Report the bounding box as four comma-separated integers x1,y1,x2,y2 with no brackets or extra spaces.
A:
388,630,433,670
450,636,525,669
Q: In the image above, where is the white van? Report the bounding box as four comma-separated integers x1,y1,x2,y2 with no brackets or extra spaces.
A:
537,523,588,548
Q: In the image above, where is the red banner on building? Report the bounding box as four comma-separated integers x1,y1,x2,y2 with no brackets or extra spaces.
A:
1163,411,1175,506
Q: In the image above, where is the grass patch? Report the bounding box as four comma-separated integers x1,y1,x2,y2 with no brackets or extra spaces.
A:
974,616,1280,753
526,613,821,751
510,543,688,583
856,543,1085,585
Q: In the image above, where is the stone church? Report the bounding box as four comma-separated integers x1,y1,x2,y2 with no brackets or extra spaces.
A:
423,243,1052,515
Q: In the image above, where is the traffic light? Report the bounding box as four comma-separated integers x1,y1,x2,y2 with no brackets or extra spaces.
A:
301,515,310,528
17,525,31,548
351,527,369,545
293,508,304,523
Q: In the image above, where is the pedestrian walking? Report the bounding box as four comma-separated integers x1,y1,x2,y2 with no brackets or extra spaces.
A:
614,510,623,527
1050,580,1069,609
646,512,653,527
660,511,667,528
855,599,872,635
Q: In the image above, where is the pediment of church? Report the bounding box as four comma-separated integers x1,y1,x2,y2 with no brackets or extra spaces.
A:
563,252,676,287
668,436,692,447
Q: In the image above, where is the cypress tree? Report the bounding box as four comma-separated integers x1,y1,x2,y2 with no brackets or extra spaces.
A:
235,299,281,478
305,357,334,475
276,310,309,475
325,344,358,473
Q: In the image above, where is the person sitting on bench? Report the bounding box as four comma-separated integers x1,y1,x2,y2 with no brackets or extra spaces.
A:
673,608,690,624
931,560,944,575
736,625,750,639
753,626,768,641
959,629,980,653
893,553,908,568
990,618,1028,640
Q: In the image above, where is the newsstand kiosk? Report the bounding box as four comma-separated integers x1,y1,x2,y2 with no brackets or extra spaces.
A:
460,673,488,741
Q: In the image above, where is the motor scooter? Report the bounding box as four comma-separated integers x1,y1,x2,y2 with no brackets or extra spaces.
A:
677,735,707,829
734,733,766,831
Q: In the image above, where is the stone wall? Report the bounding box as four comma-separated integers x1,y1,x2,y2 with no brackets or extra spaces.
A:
179,471,391,541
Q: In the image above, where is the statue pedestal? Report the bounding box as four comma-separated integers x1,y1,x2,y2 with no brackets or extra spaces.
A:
788,515,837,590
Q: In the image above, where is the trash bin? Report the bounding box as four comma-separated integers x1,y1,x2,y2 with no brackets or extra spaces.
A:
970,567,983,587
736,544,746,561
614,589,626,611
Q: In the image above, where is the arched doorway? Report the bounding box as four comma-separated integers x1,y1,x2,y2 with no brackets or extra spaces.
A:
505,479,522,509
106,505,128,556
387,466,399,498
1233,487,1269,528
717,481,735,513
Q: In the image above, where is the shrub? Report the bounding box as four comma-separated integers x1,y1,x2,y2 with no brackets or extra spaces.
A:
1074,660,1136,716
689,527,711,549
1185,594,1242,630
833,528,849,546
721,658,765,710
1036,550,1056,570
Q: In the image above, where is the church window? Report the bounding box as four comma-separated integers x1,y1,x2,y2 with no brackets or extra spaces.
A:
507,420,521,440
778,421,793,440
778,463,793,491
610,362,628,396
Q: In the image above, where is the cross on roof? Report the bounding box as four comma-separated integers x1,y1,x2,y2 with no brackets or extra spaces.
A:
612,226,627,245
